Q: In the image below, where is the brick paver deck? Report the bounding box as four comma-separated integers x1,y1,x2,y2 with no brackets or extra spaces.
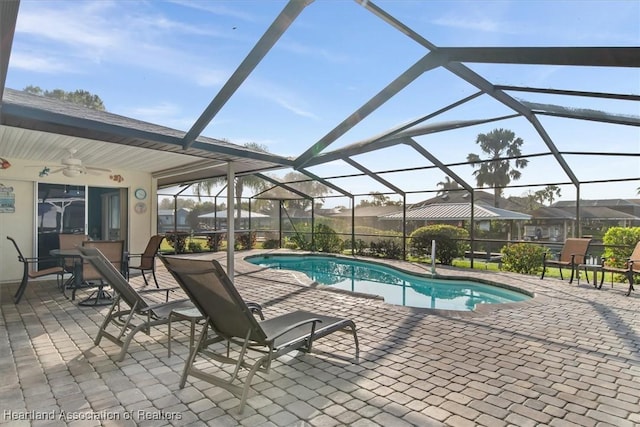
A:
1,249,638,426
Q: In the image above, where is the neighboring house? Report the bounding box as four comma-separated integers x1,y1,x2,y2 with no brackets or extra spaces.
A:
327,205,404,232
380,203,531,240
552,199,640,226
525,203,640,242
198,209,271,230
410,190,530,212
158,208,191,233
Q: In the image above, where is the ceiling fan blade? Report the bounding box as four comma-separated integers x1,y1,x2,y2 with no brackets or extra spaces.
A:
85,165,112,172
48,168,65,174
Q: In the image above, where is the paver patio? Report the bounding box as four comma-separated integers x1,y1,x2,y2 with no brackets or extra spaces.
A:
1,249,638,426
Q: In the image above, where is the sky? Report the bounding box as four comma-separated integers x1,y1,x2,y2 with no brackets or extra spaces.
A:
5,0,640,207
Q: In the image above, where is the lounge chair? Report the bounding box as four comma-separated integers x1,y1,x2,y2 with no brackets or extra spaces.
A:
600,241,640,296
160,255,359,414
7,236,65,304
541,238,591,283
78,246,194,361
127,234,164,288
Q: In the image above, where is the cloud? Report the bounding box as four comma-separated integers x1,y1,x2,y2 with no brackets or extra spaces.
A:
8,52,75,73
11,1,326,120
166,0,258,22
432,16,505,34
279,40,351,64
120,102,194,131
13,1,240,88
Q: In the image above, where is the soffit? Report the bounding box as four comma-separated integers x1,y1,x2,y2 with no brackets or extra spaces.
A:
0,89,292,187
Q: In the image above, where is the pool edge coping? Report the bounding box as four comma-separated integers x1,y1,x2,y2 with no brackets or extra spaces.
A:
242,250,546,318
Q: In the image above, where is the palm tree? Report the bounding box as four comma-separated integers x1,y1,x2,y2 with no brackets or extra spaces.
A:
467,128,528,207
192,142,269,222
436,176,462,197
535,185,562,206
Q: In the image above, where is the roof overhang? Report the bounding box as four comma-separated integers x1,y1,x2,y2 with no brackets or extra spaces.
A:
0,89,293,187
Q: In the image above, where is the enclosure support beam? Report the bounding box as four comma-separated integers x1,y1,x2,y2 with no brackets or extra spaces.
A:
182,0,313,149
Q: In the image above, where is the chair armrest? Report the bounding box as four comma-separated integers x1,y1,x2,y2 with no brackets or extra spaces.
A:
138,287,179,293
264,318,323,341
24,256,59,264
246,302,264,320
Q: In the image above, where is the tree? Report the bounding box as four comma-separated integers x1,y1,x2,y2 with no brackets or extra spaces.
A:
357,192,401,207
534,185,562,206
280,171,331,212
520,190,543,211
23,85,106,110
467,128,528,207
158,197,196,210
192,142,269,222
436,176,462,197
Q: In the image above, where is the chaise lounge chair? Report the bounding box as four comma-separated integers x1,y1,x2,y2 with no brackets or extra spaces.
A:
78,246,195,361
160,255,360,414
600,240,640,296
541,238,591,283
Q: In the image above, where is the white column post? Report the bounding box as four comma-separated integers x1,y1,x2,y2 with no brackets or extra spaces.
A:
227,162,235,281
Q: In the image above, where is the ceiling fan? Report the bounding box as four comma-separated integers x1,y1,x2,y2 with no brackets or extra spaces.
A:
43,148,112,178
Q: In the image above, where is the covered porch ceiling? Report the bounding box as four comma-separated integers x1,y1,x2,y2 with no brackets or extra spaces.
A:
0,0,638,199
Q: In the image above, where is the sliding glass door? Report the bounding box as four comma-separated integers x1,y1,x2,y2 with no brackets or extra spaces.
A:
37,183,128,270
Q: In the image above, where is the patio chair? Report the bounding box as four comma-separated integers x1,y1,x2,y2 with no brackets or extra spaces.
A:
600,241,640,296
76,240,125,305
160,255,359,414
78,246,194,361
127,234,164,288
7,236,65,304
58,233,89,274
541,238,591,283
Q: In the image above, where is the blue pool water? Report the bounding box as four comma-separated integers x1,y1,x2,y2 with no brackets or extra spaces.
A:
247,255,530,311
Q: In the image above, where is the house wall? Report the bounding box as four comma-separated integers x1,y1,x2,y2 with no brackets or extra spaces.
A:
0,157,157,285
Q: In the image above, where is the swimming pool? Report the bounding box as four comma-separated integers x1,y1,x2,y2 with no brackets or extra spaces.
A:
247,254,531,311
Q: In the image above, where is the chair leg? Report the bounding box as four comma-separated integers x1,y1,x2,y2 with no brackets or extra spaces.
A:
141,272,150,287
152,270,159,288
626,272,635,296
14,266,30,304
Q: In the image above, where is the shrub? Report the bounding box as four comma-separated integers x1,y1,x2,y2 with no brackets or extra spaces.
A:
370,239,403,259
206,233,224,252
354,239,368,255
187,241,203,253
290,233,311,250
314,223,343,253
501,243,545,275
410,224,469,265
283,240,298,250
165,232,186,254
237,231,256,250
262,239,280,249
602,226,640,268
